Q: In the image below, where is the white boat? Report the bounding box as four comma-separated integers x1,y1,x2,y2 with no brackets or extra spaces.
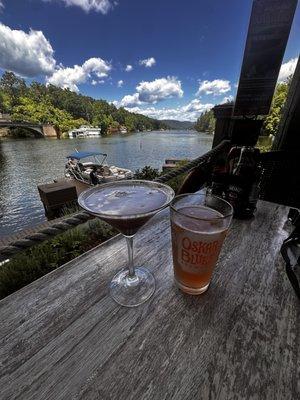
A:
65,150,134,187
68,126,101,139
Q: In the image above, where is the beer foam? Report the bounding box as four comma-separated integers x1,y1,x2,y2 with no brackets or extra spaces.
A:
173,205,226,233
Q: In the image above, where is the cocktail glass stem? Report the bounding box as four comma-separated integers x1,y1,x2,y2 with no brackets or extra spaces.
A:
125,235,135,277
78,180,175,307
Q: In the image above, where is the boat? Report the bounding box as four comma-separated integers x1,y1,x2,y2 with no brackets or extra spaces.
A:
68,126,101,138
120,126,128,134
65,150,134,187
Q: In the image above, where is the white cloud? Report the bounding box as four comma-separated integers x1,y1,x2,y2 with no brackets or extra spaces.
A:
82,57,111,78
0,23,56,77
139,57,156,68
117,93,142,107
44,0,116,14
0,1,4,10
221,95,234,104
278,58,298,83
117,79,123,88
92,79,105,85
123,100,214,122
196,79,231,96
136,76,183,103
125,64,133,72
115,76,183,108
181,99,214,114
47,57,111,92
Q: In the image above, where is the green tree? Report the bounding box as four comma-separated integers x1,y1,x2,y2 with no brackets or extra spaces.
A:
100,114,114,134
0,70,168,135
134,166,160,180
0,71,27,111
124,115,135,132
28,82,49,102
0,91,11,113
11,97,88,133
262,79,291,136
195,110,215,134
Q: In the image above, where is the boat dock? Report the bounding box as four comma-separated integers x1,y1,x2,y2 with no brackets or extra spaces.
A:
162,158,189,172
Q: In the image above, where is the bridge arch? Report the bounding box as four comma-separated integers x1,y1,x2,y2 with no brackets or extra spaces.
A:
0,120,59,138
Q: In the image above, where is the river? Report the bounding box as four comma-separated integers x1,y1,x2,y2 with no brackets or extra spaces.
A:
0,130,213,237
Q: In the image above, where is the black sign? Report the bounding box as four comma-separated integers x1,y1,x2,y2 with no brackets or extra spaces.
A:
234,0,297,116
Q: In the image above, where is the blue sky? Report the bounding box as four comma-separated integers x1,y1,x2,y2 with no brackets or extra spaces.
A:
0,0,299,121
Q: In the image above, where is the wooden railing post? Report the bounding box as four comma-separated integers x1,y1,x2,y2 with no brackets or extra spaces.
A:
212,104,233,148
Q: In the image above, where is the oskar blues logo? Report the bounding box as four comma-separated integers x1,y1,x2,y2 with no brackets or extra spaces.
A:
177,232,224,272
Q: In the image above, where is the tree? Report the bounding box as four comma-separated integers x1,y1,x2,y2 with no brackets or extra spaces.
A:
100,114,114,134
124,115,135,132
0,70,168,135
194,110,215,134
262,79,291,136
11,97,88,133
0,91,11,113
134,166,160,180
28,82,48,102
0,71,27,111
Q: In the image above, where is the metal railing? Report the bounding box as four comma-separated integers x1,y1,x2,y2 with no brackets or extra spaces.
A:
0,140,230,262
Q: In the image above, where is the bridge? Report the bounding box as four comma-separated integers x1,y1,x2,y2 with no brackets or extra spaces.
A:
0,119,60,138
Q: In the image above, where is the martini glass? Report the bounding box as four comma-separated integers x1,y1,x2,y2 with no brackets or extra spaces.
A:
78,180,174,307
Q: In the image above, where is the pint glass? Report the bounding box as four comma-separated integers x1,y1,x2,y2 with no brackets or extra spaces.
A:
170,193,233,294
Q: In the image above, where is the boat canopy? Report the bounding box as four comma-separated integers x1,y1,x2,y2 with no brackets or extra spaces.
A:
67,151,107,160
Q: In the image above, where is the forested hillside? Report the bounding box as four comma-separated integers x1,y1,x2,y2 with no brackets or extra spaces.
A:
261,80,291,136
161,120,194,130
194,78,291,137
194,110,215,134
0,71,167,135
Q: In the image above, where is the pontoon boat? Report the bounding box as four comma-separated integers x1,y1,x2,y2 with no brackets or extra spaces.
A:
68,126,101,138
65,150,133,186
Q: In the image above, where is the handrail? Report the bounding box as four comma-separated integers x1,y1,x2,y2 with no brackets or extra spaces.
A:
0,140,230,261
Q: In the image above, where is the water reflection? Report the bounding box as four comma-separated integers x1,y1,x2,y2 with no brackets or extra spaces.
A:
0,130,213,237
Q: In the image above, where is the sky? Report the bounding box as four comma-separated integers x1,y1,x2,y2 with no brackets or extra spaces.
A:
0,0,299,121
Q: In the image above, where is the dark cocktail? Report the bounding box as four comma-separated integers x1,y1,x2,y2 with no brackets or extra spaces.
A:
78,180,174,307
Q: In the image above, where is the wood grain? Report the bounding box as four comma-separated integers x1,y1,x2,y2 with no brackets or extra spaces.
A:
0,202,299,400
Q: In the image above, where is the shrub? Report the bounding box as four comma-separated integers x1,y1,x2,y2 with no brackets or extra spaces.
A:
134,163,188,193
134,165,161,180
0,219,117,299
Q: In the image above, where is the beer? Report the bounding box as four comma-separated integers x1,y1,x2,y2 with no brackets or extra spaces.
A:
170,194,233,295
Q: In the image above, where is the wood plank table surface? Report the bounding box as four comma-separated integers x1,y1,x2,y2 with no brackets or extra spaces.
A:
0,201,299,400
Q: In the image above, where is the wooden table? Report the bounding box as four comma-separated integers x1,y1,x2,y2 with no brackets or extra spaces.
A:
0,202,299,400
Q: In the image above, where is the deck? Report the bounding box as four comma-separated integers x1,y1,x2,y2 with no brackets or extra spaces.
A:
0,201,299,399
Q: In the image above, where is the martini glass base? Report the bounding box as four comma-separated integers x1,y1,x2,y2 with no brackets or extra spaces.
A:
110,267,155,307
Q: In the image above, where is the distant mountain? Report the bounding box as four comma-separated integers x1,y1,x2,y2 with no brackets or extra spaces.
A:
161,120,195,130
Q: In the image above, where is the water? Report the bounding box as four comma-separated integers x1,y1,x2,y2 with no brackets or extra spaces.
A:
0,130,213,237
